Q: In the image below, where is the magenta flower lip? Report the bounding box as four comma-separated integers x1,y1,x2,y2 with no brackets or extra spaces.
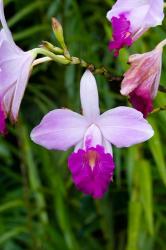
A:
31,70,154,199
68,145,115,199
108,14,133,56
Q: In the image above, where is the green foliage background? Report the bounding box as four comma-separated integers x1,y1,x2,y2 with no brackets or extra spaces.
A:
0,0,166,249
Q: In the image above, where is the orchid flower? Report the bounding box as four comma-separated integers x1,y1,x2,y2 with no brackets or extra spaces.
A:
31,70,154,199
121,39,166,118
0,0,36,134
106,0,164,56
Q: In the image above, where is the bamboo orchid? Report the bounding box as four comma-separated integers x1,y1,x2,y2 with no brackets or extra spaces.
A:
31,70,154,198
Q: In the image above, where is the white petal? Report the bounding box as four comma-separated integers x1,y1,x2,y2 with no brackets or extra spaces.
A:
83,124,102,150
80,70,100,121
74,140,83,152
103,138,113,155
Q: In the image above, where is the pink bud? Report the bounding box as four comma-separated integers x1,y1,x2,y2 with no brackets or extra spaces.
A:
121,47,163,117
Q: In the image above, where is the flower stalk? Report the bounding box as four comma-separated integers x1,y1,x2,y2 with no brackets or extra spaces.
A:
150,105,166,114
32,44,166,98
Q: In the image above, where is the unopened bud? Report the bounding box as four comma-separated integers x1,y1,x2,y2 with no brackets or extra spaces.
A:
52,17,66,49
41,41,63,54
52,55,70,65
41,41,54,50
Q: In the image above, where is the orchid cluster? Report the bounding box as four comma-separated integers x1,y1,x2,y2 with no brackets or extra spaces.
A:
0,0,166,198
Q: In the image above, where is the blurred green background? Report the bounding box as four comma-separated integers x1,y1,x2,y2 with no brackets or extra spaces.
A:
0,0,166,249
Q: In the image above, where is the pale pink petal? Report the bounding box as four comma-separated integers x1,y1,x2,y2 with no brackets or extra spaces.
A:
0,0,21,52
3,84,15,114
151,51,163,98
144,0,164,27
31,109,89,151
107,0,144,21
128,5,150,33
97,107,154,148
10,53,35,121
0,101,6,134
132,27,149,41
74,141,83,152
121,48,162,97
0,29,6,44
120,47,162,117
80,70,100,121
0,41,24,92
106,0,164,54
0,0,13,42
107,0,164,32
83,124,102,150
103,138,113,155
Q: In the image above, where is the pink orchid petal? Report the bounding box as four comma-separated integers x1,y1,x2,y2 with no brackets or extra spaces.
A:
31,109,89,151
80,70,100,121
0,0,21,53
107,0,164,31
144,0,164,27
10,53,35,121
128,5,150,33
83,124,102,149
0,41,25,91
107,0,164,54
132,27,148,41
97,107,154,148
121,48,162,117
0,29,6,44
121,48,162,97
74,141,83,152
103,138,113,155
0,102,6,134
68,145,115,199
0,0,13,42
3,84,15,114
107,0,141,20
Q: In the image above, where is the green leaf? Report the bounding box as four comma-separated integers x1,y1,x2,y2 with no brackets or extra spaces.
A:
127,201,142,250
139,160,154,235
148,118,166,186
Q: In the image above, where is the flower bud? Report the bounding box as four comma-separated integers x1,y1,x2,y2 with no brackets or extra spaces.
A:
52,18,66,49
52,17,70,59
41,41,63,54
121,46,163,117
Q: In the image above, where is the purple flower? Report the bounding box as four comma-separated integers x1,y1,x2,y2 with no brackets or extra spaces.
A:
121,46,163,117
31,70,154,199
106,0,164,56
0,0,36,134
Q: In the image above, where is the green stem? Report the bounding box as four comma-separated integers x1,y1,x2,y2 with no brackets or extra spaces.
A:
158,85,166,93
32,56,52,67
151,105,166,115
32,48,70,64
31,48,166,94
